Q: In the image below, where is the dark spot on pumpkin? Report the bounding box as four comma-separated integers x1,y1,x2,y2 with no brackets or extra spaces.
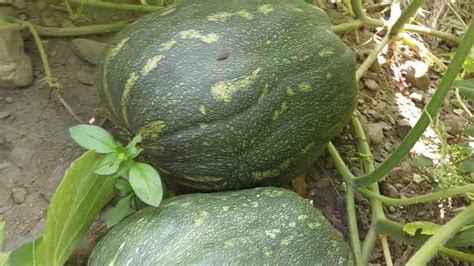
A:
217,51,230,61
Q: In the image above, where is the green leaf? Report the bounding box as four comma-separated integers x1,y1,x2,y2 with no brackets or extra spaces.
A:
463,126,474,137
453,79,474,101
94,153,121,175
36,151,118,265
116,178,133,197
129,163,163,207
459,159,474,173
105,195,135,228
403,221,440,237
0,253,9,266
126,134,143,158
0,220,4,250
412,155,433,168
69,125,119,153
8,238,41,266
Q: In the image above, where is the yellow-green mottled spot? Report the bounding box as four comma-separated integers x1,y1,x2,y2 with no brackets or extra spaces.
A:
180,202,191,207
139,120,166,140
207,12,233,22
286,87,295,96
194,210,209,226
237,10,253,20
179,29,219,44
281,236,294,246
199,105,207,115
279,159,290,170
202,141,211,146
298,215,308,220
332,240,340,248
251,202,259,207
263,246,272,256
326,72,333,80
302,142,315,154
211,68,261,102
258,84,269,101
289,222,296,227
222,206,230,211
252,160,290,181
121,72,139,126
141,55,163,76
299,82,312,92
108,37,130,60
184,176,223,182
160,7,176,16
293,7,303,12
272,101,288,120
319,48,335,57
265,229,281,238
266,40,271,45
262,189,285,198
242,203,249,207
159,39,177,52
305,219,321,229
199,123,208,129
258,4,274,15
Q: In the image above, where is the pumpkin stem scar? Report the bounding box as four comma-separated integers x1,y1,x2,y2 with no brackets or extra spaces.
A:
211,68,262,102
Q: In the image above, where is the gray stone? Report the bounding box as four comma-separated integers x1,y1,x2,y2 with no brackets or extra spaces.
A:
12,0,26,9
0,28,33,88
315,178,330,189
374,101,387,114
396,119,412,138
71,38,106,65
367,123,384,145
409,91,423,103
364,79,380,91
0,180,11,207
5,97,13,103
11,186,27,204
76,67,95,86
382,183,400,198
9,147,35,168
0,111,10,119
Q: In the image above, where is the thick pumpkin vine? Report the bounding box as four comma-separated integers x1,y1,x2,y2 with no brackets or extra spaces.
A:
1,0,473,265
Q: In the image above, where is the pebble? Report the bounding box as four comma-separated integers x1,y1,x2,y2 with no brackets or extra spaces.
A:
76,67,95,86
382,183,400,198
0,28,33,88
12,0,26,9
389,167,404,181
5,97,13,104
0,181,11,207
11,186,27,204
443,114,466,135
364,79,380,91
0,111,11,119
367,123,384,145
71,38,106,65
396,119,412,138
374,101,387,114
409,91,423,103
315,178,330,189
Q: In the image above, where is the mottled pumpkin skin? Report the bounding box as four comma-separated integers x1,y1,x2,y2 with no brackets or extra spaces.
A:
98,0,358,191
88,187,352,265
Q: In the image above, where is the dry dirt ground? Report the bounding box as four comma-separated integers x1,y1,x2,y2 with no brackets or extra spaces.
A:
0,1,472,265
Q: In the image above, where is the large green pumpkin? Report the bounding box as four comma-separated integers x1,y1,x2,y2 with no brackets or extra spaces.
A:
88,187,352,265
98,0,358,191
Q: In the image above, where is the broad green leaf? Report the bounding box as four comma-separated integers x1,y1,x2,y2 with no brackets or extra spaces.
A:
459,159,474,173
129,163,163,207
0,253,9,266
464,126,474,137
0,220,4,250
9,238,41,266
453,79,474,101
403,221,440,236
116,178,133,197
126,134,143,158
105,195,135,228
69,125,119,153
412,155,433,168
94,153,121,175
36,151,118,265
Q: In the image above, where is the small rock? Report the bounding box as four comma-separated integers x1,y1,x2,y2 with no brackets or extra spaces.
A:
382,183,400,198
9,147,36,168
11,186,27,204
409,91,423,103
389,167,404,181
76,67,95,86
396,119,412,138
41,17,60,27
0,180,11,207
0,111,10,119
367,123,384,145
71,38,106,65
364,79,380,91
0,28,33,88
443,114,466,135
5,97,13,103
315,178,330,189
12,0,26,9
388,206,397,213
374,101,387,114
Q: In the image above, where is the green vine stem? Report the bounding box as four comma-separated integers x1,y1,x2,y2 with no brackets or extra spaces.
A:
359,184,474,206
67,0,165,11
407,203,474,265
389,0,425,37
352,21,474,187
376,218,474,248
355,33,390,80
346,186,363,266
439,248,474,263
